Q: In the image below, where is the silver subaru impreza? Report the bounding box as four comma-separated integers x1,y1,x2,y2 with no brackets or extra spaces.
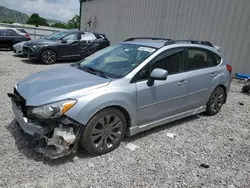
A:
8,37,232,159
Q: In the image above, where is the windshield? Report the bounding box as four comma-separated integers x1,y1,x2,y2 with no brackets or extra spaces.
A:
79,44,157,78
45,31,68,40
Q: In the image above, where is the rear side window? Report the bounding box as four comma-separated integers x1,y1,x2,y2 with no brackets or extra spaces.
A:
0,30,17,36
81,32,97,41
186,48,221,71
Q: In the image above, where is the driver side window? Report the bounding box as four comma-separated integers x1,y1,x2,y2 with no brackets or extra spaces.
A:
133,48,184,82
62,33,79,42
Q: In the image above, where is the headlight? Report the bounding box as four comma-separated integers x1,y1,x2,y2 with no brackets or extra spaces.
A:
31,100,77,119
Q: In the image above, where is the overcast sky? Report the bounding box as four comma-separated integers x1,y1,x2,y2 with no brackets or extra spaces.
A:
0,0,80,22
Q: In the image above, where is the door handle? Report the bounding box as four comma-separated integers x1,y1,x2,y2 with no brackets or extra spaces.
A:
178,80,187,86
210,72,217,77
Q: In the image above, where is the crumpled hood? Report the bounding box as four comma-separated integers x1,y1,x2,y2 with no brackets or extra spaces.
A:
16,65,111,106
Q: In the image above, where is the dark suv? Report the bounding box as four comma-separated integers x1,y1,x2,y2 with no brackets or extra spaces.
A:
22,31,110,64
0,29,30,50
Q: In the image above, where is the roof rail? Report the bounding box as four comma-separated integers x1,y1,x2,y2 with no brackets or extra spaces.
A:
124,37,172,42
175,40,213,47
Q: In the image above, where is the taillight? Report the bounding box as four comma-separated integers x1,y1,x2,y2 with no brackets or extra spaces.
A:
25,33,31,40
226,64,232,73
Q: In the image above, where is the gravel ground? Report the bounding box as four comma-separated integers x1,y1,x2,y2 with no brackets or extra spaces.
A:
0,51,250,188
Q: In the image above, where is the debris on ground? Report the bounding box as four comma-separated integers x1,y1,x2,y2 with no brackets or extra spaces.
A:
238,102,244,106
200,164,210,168
166,132,177,138
125,143,138,151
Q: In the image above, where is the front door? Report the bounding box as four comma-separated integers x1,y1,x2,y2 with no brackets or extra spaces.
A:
135,48,188,125
58,33,81,58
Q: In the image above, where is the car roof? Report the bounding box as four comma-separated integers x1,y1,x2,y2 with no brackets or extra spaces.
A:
121,37,220,54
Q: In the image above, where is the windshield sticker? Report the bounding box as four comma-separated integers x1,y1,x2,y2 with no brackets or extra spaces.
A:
137,47,156,53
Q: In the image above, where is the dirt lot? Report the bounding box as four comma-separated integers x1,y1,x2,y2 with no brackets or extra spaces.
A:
0,51,249,188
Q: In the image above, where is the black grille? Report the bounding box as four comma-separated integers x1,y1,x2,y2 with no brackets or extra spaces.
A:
13,88,26,115
22,46,32,54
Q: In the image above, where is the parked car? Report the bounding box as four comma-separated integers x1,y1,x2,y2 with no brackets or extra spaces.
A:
22,30,110,64
0,29,30,50
13,32,63,57
8,37,232,159
8,28,31,40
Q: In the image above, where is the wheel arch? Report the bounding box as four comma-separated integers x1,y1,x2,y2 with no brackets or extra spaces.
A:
85,105,132,133
217,84,227,103
40,48,58,59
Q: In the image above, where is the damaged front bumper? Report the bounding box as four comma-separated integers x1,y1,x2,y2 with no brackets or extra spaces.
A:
11,98,83,159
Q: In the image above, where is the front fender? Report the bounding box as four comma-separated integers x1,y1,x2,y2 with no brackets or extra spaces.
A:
66,90,137,128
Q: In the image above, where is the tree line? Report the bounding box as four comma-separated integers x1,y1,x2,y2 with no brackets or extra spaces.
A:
3,13,79,29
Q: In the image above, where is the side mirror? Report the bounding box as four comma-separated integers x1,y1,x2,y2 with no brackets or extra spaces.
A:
147,68,168,86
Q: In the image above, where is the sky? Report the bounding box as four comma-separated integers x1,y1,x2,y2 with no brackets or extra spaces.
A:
0,0,80,22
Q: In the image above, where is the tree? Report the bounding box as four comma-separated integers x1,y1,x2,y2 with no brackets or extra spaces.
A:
27,13,49,26
67,15,79,29
51,22,67,29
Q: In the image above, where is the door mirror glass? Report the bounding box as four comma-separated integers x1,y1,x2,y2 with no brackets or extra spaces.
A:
150,68,168,80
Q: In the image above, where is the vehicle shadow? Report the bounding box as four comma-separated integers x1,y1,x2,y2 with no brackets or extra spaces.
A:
5,119,93,166
6,115,200,165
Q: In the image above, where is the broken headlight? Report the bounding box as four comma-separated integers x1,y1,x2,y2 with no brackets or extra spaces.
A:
31,100,77,119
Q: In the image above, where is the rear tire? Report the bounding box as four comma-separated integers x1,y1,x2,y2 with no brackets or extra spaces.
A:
41,50,57,64
242,85,250,93
206,87,226,116
80,108,127,155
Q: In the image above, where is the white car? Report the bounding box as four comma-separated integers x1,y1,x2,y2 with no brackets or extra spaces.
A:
13,41,27,56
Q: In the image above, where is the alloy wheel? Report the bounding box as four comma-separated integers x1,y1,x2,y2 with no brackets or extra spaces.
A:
91,115,123,151
210,88,224,113
43,51,55,64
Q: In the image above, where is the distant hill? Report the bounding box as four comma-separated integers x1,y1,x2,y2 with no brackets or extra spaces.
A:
0,6,65,25
0,6,29,24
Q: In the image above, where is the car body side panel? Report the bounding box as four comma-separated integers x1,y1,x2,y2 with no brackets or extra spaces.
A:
136,72,188,125
65,79,138,127
185,61,231,110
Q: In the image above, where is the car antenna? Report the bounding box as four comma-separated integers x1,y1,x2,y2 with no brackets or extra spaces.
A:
189,35,192,40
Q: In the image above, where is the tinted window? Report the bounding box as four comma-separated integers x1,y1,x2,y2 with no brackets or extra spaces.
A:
0,30,17,36
134,48,183,82
62,33,79,41
152,49,183,74
186,48,221,71
46,31,68,40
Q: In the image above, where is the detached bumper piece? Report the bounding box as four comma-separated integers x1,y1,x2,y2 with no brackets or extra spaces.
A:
8,92,83,159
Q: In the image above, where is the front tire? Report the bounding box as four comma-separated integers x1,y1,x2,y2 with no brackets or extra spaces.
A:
41,50,57,64
80,108,127,155
206,87,226,116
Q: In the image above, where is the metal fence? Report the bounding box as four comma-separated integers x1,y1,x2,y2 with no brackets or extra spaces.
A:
0,23,69,39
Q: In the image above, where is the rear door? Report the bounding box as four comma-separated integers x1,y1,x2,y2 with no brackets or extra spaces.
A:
184,47,222,110
80,32,99,57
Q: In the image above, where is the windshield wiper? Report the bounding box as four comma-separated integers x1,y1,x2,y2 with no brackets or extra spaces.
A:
81,66,110,79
